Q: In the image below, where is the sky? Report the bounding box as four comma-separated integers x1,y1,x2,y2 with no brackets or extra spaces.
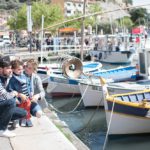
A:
133,0,150,12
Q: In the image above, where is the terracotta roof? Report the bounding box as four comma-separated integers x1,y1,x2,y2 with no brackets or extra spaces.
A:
59,27,78,32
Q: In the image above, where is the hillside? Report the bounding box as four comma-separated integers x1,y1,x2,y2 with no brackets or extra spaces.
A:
0,0,21,10
0,0,51,10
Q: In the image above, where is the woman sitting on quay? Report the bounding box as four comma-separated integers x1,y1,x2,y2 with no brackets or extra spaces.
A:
24,59,46,119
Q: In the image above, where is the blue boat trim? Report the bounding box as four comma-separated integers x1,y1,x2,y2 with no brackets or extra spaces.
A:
93,66,138,80
107,91,150,117
99,61,131,65
107,101,149,117
50,76,78,85
83,63,99,68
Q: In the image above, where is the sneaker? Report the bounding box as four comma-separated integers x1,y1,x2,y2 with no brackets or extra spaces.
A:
12,120,20,128
0,129,16,138
20,119,26,127
26,119,33,127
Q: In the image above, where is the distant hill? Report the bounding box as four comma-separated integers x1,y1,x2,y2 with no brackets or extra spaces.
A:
0,0,21,10
0,0,51,10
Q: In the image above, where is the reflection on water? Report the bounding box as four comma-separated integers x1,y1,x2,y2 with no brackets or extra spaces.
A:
46,63,150,150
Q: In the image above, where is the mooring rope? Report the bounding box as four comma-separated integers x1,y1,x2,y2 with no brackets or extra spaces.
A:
102,98,116,150
73,95,103,133
48,83,90,114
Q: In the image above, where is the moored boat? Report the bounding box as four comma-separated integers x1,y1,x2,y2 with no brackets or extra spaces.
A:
38,61,102,87
79,65,139,107
46,61,102,97
46,73,82,97
104,89,150,134
89,50,134,64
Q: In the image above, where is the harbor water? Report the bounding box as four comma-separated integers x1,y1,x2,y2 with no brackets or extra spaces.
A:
46,63,150,150
47,95,150,150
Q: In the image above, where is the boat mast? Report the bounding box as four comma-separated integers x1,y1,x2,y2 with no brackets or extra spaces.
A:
80,0,87,61
40,15,44,64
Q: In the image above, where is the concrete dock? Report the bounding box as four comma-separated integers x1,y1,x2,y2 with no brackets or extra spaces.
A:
0,109,89,150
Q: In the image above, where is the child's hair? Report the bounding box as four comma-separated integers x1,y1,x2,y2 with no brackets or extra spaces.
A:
26,59,38,72
11,59,23,69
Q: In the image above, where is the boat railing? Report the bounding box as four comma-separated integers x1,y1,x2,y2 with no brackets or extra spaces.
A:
42,44,94,52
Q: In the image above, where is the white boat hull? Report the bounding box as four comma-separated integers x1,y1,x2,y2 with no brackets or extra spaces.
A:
47,81,80,97
90,51,133,64
79,80,150,107
79,83,104,107
105,110,150,135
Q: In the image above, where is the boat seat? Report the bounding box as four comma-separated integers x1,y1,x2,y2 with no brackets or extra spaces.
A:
128,95,137,102
143,92,150,100
122,96,130,102
135,93,144,102
117,96,124,101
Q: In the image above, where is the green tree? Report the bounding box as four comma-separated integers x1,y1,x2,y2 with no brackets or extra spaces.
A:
89,3,102,33
63,14,82,29
123,0,133,5
63,13,94,29
129,8,148,26
99,22,111,34
7,2,63,31
63,3,101,31
115,16,133,31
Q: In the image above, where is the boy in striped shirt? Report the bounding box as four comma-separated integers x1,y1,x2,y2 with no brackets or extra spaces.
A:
7,60,33,127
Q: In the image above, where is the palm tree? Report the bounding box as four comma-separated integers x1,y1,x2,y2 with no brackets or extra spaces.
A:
89,3,102,35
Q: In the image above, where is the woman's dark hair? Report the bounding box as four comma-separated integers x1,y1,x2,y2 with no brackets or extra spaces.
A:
0,56,11,68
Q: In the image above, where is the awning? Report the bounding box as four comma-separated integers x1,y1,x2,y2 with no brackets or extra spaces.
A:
58,27,78,33
132,27,144,34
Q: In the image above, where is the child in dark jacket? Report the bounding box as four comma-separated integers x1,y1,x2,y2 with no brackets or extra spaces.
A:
7,60,33,127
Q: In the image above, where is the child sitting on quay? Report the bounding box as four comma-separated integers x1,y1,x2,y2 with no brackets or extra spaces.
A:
7,59,33,127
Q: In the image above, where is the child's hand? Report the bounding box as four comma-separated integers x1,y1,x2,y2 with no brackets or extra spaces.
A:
31,94,40,103
12,91,18,97
16,99,21,105
19,93,28,102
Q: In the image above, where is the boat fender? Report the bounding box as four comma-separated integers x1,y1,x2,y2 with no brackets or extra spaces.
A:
135,64,140,79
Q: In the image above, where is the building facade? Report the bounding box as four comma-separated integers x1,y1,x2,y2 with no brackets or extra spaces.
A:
51,0,125,17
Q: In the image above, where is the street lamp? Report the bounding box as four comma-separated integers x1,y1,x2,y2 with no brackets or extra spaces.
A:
27,0,32,53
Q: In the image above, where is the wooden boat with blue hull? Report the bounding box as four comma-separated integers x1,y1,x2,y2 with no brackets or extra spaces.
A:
47,65,138,98
37,61,102,87
92,65,138,81
104,90,150,135
46,73,82,97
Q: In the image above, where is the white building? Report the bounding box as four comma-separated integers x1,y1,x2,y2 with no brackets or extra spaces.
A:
65,0,85,17
64,0,100,17
64,0,127,17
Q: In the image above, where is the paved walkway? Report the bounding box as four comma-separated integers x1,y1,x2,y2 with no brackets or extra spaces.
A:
0,115,77,150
